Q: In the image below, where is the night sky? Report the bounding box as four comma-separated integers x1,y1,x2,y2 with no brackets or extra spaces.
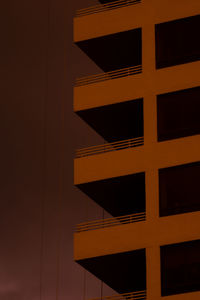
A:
0,0,114,299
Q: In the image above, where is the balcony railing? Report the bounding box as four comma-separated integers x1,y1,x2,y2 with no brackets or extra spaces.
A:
89,291,146,300
75,0,141,17
76,212,146,232
75,65,142,87
75,137,144,158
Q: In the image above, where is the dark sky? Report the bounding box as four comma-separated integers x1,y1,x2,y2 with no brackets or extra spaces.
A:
0,0,114,299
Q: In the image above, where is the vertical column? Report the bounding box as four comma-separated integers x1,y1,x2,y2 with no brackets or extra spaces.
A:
142,6,161,299
146,246,161,300
143,94,157,145
145,169,159,220
142,18,157,145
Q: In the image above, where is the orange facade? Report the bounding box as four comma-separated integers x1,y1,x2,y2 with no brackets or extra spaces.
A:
73,1,200,299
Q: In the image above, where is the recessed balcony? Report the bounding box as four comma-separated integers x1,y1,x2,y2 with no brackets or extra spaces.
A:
76,172,145,218
76,249,146,294
75,97,144,156
75,27,142,86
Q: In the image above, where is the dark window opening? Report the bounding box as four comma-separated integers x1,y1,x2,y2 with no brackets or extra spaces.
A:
161,240,200,296
159,162,200,217
157,86,200,141
155,15,200,69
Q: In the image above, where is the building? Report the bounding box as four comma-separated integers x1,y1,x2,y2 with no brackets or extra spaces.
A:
73,0,200,299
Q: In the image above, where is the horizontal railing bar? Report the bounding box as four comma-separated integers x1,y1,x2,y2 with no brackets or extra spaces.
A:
92,291,146,298
76,142,144,158
76,0,141,17
76,142,143,156
76,137,143,152
76,0,140,14
76,143,144,158
91,296,146,300
76,219,146,231
76,137,143,153
77,213,146,227
75,71,141,85
77,217,146,229
89,290,146,300
75,66,142,83
90,296,146,300
75,71,142,86
76,217,145,229
76,65,142,80
77,215,146,227
76,70,142,84
76,66,142,83
79,212,146,223
76,212,146,232
103,296,146,298
77,216,145,227
76,144,143,156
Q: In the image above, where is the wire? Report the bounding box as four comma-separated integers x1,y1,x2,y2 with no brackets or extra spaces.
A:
83,269,86,300
39,0,50,299
101,208,104,299
100,280,103,300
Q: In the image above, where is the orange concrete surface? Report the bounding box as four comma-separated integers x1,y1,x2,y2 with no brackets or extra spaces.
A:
74,135,200,185
74,211,200,260
73,0,200,298
74,61,200,112
161,291,200,300
74,0,200,42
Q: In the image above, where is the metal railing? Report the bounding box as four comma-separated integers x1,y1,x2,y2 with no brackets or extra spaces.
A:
76,212,146,232
75,137,144,158
75,65,142,87
89,291,146,300
75,0,141,17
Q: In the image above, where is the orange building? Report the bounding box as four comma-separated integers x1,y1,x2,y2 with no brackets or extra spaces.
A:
73,1,200,299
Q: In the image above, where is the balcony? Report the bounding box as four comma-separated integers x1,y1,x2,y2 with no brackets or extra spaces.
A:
74,135,200,185
76,171,145,218
75,0,141,18
76,212,146,232
74,61,200,112
88,291,146,300
74,211,200,261
74,0,200,42
76,248,146,294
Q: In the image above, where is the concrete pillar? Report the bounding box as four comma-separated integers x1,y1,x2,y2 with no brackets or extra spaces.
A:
146,246,161,300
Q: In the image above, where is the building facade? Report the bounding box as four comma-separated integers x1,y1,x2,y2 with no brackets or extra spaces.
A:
73,1,200,299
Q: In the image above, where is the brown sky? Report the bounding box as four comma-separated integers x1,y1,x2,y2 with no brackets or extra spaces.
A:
0,0,114,299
